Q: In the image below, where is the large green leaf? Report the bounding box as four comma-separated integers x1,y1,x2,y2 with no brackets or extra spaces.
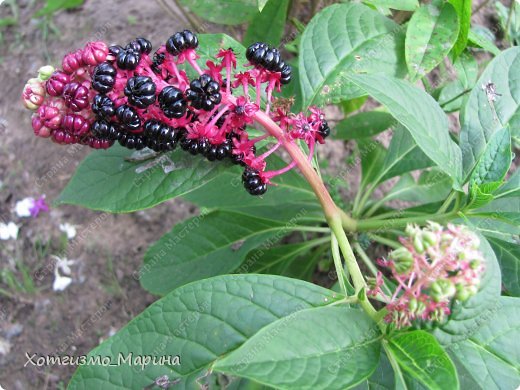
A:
495,168,520,199
334,111,396,140
469,127,511,189
449,0,472,58
359,140,388,188
179,0,258,25
346,74,462,189
448,297,520,389
244,0,289,46
364,0,419,11
433,234,502,345
383,169,452,205
299,3,406,108
214,307,381,389
68,275,340,389
353,350,398,390
487,236,520,296
55,145,227,213
386,331,459,390
466,197,520,241
438,52,478,112
139,210,312,295
405,2,460,81
460,47,520,174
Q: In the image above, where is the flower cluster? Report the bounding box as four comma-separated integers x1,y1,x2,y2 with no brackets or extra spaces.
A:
368,223,485,329
22,30,330,195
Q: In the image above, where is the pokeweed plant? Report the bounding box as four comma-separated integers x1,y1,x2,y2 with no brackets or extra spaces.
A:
21,1,520,389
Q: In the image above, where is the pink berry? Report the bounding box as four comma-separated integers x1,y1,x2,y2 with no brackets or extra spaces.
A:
46,71,70,97
31,115,52,138
62,114,90,136
22,78,46,110
37,105,62,129
82,41,108,66
62,50,84,74
63,82,89,111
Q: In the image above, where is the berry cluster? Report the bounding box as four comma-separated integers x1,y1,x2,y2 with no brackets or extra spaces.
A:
22,31,330,195
368,223,485,329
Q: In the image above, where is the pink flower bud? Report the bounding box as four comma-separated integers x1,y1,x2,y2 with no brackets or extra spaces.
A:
62,114,90,136
62,50,84,74
63,82,90,111
82,41,108,66
22,78,46,110
46,71,71,97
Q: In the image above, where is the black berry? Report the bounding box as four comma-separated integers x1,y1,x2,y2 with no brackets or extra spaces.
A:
318,120,330,139
116,48,140,70
158,86,186,118
91,119,113,139
116,104,141,131
127,37,152,54
242,168,267,196
151,52,165,74
92,62,116,93
124,76,157,109
166,30,198,55
92,94,115,119
185,74,221,111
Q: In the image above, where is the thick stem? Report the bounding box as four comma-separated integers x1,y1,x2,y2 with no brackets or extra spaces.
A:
356,211,457,232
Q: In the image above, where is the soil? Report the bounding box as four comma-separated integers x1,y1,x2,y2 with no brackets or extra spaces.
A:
0,0,509,389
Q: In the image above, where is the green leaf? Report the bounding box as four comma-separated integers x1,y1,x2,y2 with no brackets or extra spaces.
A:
448,297,520,389
469,127,512,189
405,2,460,81
364,0,419,11
460,47,520,174
386,331,459,390
466,183,497,210
449,0,472,58
68,274,340,389
433,234,501,345
139,211,310,295
34,0,84,16
383,169,452,205
244,0,289,47
346,74,462,189
467,29,501,56
257,0,269,11
438,52,478,112
487,237,520,296
334,111,396,140
352,350,398,390
299,3,406,108
179,0,258,25
495,169,520,199
55,145,227,213
359,140,388,188
214,306,381,389
244,240,327,280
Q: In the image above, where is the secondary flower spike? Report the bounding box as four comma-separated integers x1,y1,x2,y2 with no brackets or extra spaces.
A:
22,31,330,195
368,222,485,329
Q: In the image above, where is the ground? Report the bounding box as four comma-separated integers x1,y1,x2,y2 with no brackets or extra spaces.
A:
0,0,506,389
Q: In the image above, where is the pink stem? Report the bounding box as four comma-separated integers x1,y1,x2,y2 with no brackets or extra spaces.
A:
256,141,281,162
187,57,203,75
208,105,230,128
264,160,297,179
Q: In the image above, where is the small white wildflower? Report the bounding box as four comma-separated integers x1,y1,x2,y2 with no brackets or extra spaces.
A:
0,222,19,240
59,223,76,240
51,255,76,292
15,197,34,218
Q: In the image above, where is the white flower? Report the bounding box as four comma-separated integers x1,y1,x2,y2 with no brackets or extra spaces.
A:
59,223,76,240
15,197,35,217
0,222,19,240
51,255,76,292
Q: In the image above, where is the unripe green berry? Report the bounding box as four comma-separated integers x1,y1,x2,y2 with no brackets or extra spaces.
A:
431,279,456,302
389,247,414,273
413,235,425,253
38,65,55,81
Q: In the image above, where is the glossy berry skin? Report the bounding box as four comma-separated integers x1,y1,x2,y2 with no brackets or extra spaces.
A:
143,119,178,145
108,45,124,58
158,86,186,118
92,94,115,119
91,119,113,139
318,120,330,139
242,168,267,196
62,114,90,136
127,37,152,54
116,104,141,131
124,76,157,108
166,30,198,55
116,48,140,70
151,52,165,74
118,133,145,150
92,62,117,93
246,42,292,84
63,82,89,111
185,74,221,111
46,71,70,96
